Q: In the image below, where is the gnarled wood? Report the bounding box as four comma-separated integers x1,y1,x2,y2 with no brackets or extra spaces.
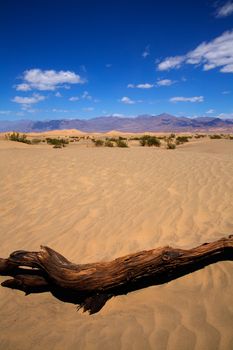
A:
0,235,233,314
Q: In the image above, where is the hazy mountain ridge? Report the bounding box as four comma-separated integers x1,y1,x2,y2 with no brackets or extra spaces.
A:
1,114,233,132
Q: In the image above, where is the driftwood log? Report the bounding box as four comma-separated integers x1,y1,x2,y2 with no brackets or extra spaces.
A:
0,235,233,314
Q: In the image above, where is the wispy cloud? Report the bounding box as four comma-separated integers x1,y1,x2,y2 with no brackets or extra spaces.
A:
157,56,185,71
127,83,154,89
15,69,86,91
111,113,125,117
128,79,176,89
69,96,80,101
170,96,204,103
68,91,94,103
206,109,215,114
216,1,233,17
157,30,233,73
136,83,153,89
217,112,233,119
222,90,231,94
105,63,112,68
15,83,32,91
55,92,62,97
157,79,175,86
12,93,45,111
12,93,45,105
52,108,68,113
121,96,136,104
142,45,150,58
82,91,92,100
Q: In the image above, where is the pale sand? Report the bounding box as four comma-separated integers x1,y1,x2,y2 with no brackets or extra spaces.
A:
0,138,233,350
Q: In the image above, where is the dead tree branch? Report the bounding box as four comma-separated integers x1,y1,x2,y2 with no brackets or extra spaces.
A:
0,235,232,314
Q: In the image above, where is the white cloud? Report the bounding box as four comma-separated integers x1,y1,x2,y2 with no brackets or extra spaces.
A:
222,90,231,94
82,91,92,100
120,96,135,104
206,109,215,114
157,30,233,73
111,113,125,117
142,45,150,58
52,108,68,113
128,80,175,88
55,92,62,97
68,91,94,102
216,112,233,119
136,83,154,89
170,96,204,103
157,79,175,86
12,93,45,105
127,83,154,89
127,79,175,89
15,83,31,91
157,56,185,71
12,93,45,112
216,1,233,17
16,69,86,91
69,96,80,101
105,64,112,68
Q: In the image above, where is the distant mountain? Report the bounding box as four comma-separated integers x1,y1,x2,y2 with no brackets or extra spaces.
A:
0,119,35,132
1,114,233,133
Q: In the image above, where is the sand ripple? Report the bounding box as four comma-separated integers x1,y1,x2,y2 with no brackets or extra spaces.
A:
0,139,233,349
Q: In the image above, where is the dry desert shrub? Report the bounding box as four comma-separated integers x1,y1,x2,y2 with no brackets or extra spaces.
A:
139,135,161,147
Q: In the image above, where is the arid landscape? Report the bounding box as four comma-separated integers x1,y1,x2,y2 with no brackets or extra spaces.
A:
1,0,233,348
0,131,233,349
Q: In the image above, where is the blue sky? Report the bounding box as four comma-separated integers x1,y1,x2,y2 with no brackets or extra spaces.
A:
0,0,233,120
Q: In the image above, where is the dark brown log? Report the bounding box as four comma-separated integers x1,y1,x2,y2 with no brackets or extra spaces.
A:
0,235,233,314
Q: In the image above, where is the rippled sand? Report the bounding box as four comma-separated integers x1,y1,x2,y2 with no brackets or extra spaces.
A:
0,138,233,350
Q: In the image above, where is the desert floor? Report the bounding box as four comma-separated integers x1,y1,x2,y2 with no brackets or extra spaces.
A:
0,137,233,350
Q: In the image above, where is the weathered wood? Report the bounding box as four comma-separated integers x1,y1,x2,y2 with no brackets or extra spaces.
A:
0,235,233,314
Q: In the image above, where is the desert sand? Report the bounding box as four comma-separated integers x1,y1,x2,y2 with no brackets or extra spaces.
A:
0,136,233,350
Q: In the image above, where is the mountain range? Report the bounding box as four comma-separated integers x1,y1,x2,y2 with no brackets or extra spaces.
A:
1,114,233,133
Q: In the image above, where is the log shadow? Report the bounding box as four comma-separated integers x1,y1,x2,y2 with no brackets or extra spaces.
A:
1,247,232,314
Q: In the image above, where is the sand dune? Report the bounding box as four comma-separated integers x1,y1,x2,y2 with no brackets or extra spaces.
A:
0,138,233,349
35,129,86,136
